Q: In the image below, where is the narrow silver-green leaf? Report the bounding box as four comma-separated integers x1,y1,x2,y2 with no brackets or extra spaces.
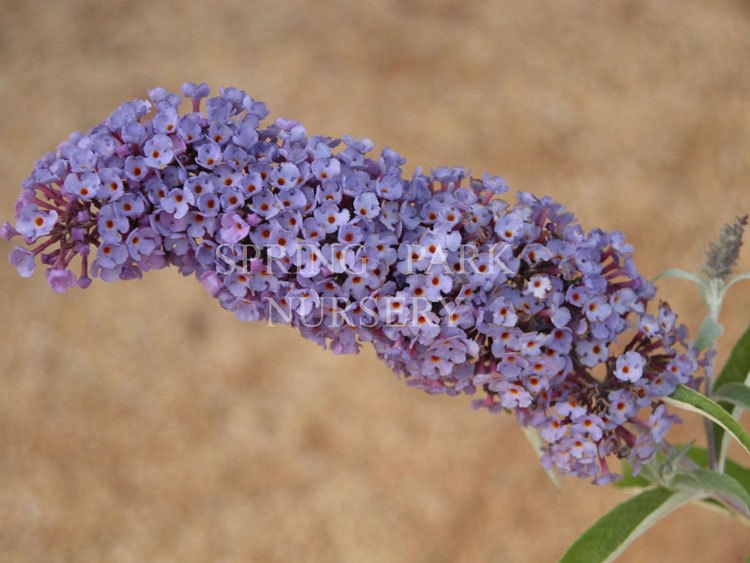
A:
714,383,750,412
559,488,698,563
694,316,724,352
687,446,750,494
681,446,750,514
665,385,750,458
652,268,705,285
521,425,561,488
714,324,750,392
717,358,750,471
673,468,750,517
726,271,750,292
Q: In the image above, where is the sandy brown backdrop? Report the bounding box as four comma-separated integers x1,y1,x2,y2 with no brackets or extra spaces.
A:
1,1,749,561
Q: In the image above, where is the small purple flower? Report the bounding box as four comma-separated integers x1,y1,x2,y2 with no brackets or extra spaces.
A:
185,173,215,199
160,188,194,220
490,297,518,327
251,189,280,219
121,121,147,144
207,123,232,147
480,172,509,195
97,168,125,201
220,212,249,243
181,82,211,109
149,87,181,110
0,222,18,241
206,97,232,123
375,175,403,201
152,107,179,134
16,205,58,239
423,272,453,301
268,227,298,259
98,208,130,243
521,243,553,265
63,172,100,201
115,193,145,218
196,142,222,169
608,389,637,424
568,437,597,461
143,134,175,168
526,275,552,299
68,148,97,173
9,247,35,278
197,193,221,216
312,158,341,181
232,120,259,149
124,156,149,181
314,203,350,233
96,242,128,269
178,115,203,143
638,313,660,338
584,295,613,322
575,339,609,368
186,211,217,239
497,382,532,409
649,404,680,443
614,351,645,383
556,396,588,419
353,192,380,220
338,222,364,246
270,162,300,190
494,213,525,242
220,188,245,211
46,268,77,293
240,172,264,198
541,417,566,443
126,228,159,260
565,285,588,308
571,415,604,442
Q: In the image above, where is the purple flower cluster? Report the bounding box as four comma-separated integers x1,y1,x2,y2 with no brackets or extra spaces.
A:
3,83,703,483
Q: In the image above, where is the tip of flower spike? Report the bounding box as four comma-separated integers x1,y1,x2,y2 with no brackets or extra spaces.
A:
703,214,749,281
5,83,704,485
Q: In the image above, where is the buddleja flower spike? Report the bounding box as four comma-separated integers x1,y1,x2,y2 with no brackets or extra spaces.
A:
3,83,706,486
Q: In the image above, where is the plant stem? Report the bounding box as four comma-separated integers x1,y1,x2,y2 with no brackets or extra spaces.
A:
703,279,724,470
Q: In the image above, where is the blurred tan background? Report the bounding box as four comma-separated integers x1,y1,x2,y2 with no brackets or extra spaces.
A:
1,0,749,561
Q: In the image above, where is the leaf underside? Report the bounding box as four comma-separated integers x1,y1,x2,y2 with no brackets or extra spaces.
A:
665,385,750,458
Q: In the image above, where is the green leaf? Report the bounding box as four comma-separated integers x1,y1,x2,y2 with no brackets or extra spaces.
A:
714,383,750,412
665,385,750,458
672,468,750,517
685,446,750,515
617,447,750,516
559,488,699,563
520,425,561,488
694,316,724,352
687,446,750,494
714,323,750,469
652,268,705,285
714,323,750,393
